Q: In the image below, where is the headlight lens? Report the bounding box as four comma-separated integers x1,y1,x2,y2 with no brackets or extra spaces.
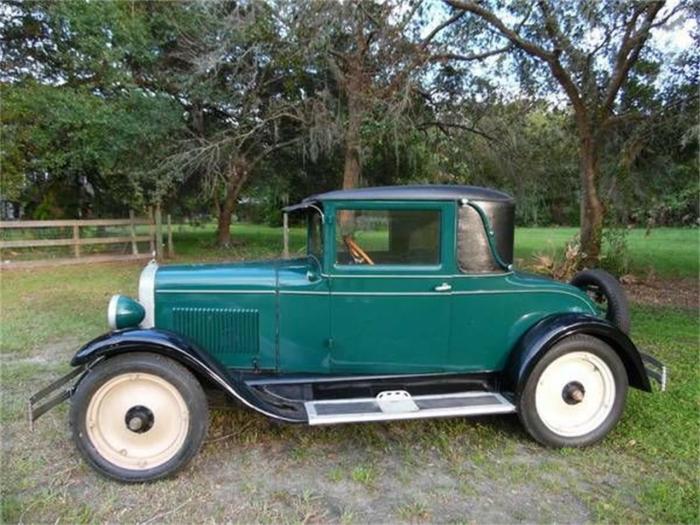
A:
107,295,145,330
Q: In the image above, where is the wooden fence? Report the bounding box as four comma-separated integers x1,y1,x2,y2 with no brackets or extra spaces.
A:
0,209,175,269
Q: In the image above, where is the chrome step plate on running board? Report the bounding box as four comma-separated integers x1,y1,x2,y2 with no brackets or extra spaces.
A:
305,390,515,425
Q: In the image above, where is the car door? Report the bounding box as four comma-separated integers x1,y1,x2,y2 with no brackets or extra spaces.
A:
277,210,331,374
328,201,453,374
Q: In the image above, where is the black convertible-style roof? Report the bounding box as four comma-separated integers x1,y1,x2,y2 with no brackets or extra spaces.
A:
306,185,513,204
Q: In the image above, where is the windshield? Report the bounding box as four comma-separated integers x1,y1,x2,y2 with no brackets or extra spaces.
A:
308,210,323,262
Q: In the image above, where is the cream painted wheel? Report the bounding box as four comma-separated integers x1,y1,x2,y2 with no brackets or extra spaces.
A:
86,373,189,470
534,352,615,437
518,335,628,447
71,353,209,482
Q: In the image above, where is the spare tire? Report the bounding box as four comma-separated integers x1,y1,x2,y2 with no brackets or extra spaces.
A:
570,269,631,334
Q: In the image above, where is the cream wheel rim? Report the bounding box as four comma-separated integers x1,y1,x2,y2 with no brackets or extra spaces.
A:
86,373,189,470
535,351,616,437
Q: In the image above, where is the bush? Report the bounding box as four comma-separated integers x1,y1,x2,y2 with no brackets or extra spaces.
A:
530,234,585,281
600,227,631,276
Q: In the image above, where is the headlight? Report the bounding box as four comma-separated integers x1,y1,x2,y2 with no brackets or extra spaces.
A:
107,295,145,330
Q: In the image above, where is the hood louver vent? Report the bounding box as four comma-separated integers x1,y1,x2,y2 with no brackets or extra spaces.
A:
172,307,259,357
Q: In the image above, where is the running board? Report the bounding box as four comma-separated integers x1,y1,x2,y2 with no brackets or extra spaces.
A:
304,390,515,425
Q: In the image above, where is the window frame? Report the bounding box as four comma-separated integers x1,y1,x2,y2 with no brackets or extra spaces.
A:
306,209,324,264
327,200,453,275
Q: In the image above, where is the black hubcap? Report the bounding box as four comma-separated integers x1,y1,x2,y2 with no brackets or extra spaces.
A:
125,405,154,433
562,381,586,405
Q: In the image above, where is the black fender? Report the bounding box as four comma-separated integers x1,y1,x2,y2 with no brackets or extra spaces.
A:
505,313,652,396
71,328,306,423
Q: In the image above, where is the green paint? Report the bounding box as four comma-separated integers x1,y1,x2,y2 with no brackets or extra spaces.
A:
152,199,598,373
113,295,145,329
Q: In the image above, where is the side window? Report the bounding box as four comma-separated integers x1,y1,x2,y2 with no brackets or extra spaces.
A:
335,209,440,265
457,206,501,273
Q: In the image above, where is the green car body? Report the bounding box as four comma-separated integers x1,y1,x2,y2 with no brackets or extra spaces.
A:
153,248,597,376
149,192,596,376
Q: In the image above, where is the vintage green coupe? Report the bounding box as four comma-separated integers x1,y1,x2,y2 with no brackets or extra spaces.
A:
30,185,666,482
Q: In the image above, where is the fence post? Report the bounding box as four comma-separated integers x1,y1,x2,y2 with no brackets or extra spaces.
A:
148,207,155,255
154,204,163,260
129,210,139,255
283,212,289,259
72,224,80,258
167,214,175,258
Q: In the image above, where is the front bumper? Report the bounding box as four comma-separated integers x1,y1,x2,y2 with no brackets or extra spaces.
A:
640,352,667,391
28,365,86,430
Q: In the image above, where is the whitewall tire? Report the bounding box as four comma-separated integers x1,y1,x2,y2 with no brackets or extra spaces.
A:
70,353,208,482
518,335,628,447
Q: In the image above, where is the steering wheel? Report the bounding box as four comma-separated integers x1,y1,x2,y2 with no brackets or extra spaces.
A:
342,235,374,265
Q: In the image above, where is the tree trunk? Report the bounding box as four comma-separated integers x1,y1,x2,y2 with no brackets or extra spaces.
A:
342,95,362,191
338,95,363,231
216,190,235,247
577,126,605,265
216,159,249,247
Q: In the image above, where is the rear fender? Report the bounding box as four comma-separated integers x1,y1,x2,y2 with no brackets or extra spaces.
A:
505,313,652,395
71,328,305,422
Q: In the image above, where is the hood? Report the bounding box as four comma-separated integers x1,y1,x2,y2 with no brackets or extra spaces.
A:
155,257,309,293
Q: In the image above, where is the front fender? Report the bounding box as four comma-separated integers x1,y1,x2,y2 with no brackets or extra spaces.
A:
505,313,652,395
72,328,305,422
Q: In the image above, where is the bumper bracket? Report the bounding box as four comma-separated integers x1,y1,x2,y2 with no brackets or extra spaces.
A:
640,352,667,392
28,366,85,430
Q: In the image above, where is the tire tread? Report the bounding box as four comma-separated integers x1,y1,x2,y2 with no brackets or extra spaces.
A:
571,269,631,334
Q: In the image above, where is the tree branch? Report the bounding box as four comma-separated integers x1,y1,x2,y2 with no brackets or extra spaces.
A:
444,0,586,116
444,0,554,62
249,137,301,169
602,1,664,117
419,120,498,143
419,10,466,50
380,11,466,99
397,0,424,33
431,44,511,63
536,0,582,61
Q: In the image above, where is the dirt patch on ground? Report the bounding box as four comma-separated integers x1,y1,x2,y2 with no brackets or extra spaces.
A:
623,277,698,309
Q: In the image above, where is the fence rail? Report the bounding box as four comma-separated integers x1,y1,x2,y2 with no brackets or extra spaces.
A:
1,235,153,249
0,218,151,228
0,210,175,269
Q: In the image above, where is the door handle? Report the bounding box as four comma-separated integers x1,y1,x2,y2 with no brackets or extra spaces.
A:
434,282,452,292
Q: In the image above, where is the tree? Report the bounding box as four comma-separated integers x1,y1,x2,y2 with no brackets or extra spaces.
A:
293,1,461,191
1,82,184,218
444,0,683,263
0,1,186,217
153,2,307,246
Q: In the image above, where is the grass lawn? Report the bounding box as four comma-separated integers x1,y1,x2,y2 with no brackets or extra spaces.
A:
1,224,698,523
